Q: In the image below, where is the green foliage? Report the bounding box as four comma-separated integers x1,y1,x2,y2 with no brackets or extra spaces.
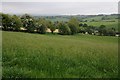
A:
2,13,23,31
1,13,118,36
79,23,96,35
58,22,71,35
83,21,118,31
79,23,83,27
2,14,12,31
98,25,107,36
11,15,23,31
38,24,47,34
82,23,88,27
21,14,36,33
0,13,2,28
2,31,118,78
106,28,116,36
98,25,116,36
54,21,60,29
36,18,47,34
48,21,56,34
86,26,96,34
79,27,86,34
68,18,79,34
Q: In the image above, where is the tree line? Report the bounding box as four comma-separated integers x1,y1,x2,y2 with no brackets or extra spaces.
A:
1,13,118,36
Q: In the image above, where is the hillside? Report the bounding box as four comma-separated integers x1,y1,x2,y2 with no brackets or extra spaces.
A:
34,14,118,30
2,31,118,78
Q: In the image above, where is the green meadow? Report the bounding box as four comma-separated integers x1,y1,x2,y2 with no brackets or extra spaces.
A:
84,21,118,30
2,31,118,78
46,15,118,30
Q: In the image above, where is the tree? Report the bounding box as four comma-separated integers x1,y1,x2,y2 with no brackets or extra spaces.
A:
21,14,36,33
79,27,86,34
0,13,2,30
58,22,71,35
49,21,56,34
106,28,116,36
54,21,59,29
38,24,47,34
11,15,23,31
98,25,107,36
86,26,95,35
2,13,12,31
36,18,47,34
82,23,88,27
79,23,83,27
2,14,23,31
68,18,79,35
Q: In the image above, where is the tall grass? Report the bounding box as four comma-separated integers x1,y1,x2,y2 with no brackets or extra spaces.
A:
2,31,118,78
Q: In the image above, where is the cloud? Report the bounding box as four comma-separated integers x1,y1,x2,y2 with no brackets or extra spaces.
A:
1,2,118,15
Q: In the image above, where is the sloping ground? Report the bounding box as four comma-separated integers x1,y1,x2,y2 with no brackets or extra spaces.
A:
2,31,118,78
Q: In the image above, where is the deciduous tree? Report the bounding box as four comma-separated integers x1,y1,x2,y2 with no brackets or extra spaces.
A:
68,18,79,35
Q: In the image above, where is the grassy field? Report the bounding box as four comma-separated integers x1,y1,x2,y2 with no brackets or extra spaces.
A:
82,15,118,21
82,15,118,30
46,15,118,30
2,31,118,78
84,21,118,30
46,17,69,22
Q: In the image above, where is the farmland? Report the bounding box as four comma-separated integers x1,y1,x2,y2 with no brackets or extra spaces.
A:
83,21,118,30
2,31,118,78
44,14,118,30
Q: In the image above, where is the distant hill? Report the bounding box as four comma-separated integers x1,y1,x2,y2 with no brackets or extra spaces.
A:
33,14,118,31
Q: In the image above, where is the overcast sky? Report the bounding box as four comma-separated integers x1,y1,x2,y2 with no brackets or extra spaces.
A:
1,0,119,2
1,1,119,15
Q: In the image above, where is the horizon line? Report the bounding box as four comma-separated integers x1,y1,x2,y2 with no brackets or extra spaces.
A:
0,12,119,16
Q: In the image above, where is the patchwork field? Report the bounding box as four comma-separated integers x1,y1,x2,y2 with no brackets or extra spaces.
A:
2,31,118,78
46,15,118,30
84,21,118,30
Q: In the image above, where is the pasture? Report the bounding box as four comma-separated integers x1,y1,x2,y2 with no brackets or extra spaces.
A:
46,15,118,30
2,31,118,78
84,21,118,30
